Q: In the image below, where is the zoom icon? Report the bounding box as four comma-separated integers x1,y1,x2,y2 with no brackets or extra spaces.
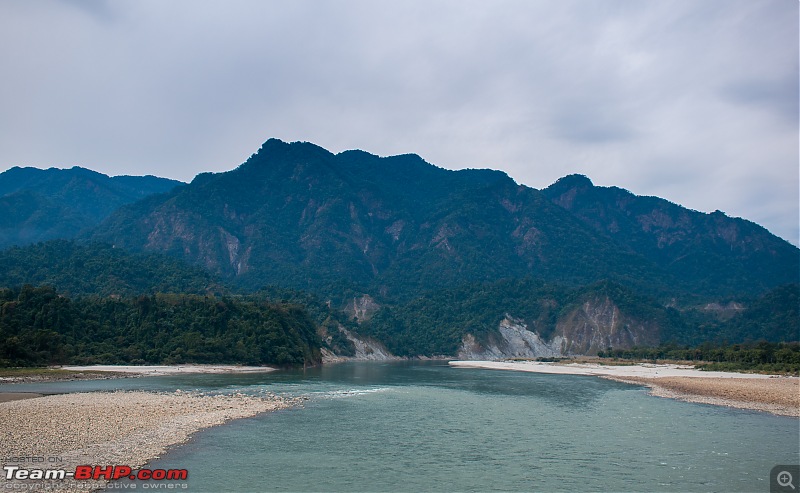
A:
772,465,800,492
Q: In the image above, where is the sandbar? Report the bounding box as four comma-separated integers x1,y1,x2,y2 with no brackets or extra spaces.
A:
0,390,298,492
0,365,278,385
449,360,800,417
60,364,278,376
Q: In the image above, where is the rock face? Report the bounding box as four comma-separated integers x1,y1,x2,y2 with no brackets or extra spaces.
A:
322,326,398,363
344,294,381,322
341,327,395,360
555,297,660,354
457,296,660,360
701,301,745,321
457,316,565,360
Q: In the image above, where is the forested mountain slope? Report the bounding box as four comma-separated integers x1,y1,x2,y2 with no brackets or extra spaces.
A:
0,166,182,249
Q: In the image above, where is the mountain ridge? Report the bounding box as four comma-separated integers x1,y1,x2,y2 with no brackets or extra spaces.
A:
90,139,798,302
1,138,797,360
91,139,677,301
542,173,797,295
0,166,183,249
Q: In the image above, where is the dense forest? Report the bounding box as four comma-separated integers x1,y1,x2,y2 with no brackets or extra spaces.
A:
0,241,222,296
0,285,321,367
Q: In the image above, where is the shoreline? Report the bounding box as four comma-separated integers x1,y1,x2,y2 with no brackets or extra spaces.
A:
0,392,43,403
59,364,278,376
0,364,278,385
0,390,299,492
602,375,800,417
450,360,800,417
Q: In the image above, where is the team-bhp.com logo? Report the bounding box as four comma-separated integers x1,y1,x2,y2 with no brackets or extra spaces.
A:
4,464,188,481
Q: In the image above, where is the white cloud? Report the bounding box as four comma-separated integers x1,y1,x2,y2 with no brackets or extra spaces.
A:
0,0,796,244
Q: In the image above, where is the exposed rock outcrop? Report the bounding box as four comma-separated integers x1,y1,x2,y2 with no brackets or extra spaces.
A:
344,294,381,322
457,316,565,360
701,301,745,320
322,325,399,363
556,297,659,354
457,296,660,360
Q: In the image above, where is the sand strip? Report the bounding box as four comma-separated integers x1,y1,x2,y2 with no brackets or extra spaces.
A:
449,360,799,417
0,365,277,385
0,390,299,492
60,364,278,376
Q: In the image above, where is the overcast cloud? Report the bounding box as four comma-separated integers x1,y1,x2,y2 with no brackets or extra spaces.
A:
0,0,797,244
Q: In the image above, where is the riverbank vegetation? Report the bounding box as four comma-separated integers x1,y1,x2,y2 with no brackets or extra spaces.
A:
0,285,321,368
598,341,800,374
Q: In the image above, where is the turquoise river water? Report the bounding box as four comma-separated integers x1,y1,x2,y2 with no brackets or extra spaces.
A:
4,361,799,492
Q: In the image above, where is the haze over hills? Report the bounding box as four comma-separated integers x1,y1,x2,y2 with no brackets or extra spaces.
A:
0,166,183,249
0,139,797,363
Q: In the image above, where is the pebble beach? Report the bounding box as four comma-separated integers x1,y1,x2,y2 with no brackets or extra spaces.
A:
0,390,298,492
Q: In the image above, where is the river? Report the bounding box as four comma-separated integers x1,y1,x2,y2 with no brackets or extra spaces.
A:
6,361,799,492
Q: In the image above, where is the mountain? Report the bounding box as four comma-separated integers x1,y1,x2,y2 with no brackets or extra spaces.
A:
92,139,676,300
3,138,796,361
92,139,797,303
0,166,183,249
542,174,799,296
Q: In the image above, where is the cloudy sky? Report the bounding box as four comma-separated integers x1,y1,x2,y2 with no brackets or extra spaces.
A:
1,0,797,244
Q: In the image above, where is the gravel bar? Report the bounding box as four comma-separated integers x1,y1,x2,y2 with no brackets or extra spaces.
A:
604,375,800,417
0,390,299,492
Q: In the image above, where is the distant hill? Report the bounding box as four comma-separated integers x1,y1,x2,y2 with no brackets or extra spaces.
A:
0,166,183,249
92,139,663,299
360,277,799,356
92,139,797,302
542,174,799,296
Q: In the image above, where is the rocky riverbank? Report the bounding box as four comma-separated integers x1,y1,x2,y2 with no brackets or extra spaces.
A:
0,390,299,492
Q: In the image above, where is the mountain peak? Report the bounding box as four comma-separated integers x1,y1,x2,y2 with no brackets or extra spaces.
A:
550,174,594,189
238,139,336,172
256,138,332,157
258,137,289,153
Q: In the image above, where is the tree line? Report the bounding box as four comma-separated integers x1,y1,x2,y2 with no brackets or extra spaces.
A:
0,285,321,367
598,341,800,374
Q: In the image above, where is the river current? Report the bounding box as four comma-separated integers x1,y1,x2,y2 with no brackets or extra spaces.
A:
6,361,799,492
